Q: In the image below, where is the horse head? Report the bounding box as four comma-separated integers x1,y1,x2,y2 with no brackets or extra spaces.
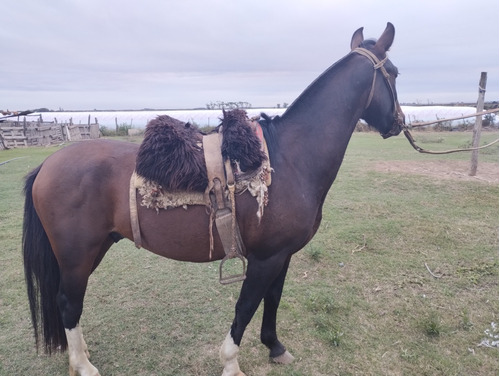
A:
351,22,404,139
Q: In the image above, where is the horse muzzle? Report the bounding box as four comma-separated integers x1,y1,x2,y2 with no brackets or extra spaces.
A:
381,107,405,139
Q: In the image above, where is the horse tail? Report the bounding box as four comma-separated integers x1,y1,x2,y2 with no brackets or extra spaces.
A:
23,164,67,353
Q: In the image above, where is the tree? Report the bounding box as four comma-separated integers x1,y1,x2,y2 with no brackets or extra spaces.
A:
206,101,252,110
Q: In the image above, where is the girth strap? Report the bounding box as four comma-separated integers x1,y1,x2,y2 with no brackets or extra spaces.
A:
129,171,142,249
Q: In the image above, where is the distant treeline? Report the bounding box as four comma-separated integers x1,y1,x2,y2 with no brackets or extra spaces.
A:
205,101,252,110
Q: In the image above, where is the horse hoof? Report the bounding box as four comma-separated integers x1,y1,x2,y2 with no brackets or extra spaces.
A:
221,371,246,376
272,350,295,364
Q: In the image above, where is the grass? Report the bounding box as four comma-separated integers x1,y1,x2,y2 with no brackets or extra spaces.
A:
0,131,498,375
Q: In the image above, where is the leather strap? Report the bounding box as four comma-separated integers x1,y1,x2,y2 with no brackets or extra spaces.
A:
129,171,142,249
203,132,226,206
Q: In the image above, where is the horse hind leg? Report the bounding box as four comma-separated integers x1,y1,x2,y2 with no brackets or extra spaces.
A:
57,239,113,376
67,325,99,376
57,267,101,376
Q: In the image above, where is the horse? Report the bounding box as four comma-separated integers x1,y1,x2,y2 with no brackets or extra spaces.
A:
23,23,404,376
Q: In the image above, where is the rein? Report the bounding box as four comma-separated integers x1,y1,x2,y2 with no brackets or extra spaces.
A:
403,129,498,155
403,108,499,154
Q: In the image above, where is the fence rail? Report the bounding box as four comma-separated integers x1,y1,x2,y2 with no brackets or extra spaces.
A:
0,117,100,150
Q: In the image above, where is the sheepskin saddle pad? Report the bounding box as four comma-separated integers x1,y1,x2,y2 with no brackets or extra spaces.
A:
135,109,268,193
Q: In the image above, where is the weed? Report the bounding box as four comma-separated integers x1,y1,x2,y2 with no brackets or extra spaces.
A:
456,261,498,285
420,311,443,337
306,293,337,314
460,309,473,331
314,314,344,347
305,244,323,262
400,347,418,363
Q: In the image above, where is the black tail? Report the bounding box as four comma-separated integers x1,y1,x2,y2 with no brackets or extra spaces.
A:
23,165,67,353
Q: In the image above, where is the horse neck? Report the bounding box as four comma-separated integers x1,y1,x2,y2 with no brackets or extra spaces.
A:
273,54,372,199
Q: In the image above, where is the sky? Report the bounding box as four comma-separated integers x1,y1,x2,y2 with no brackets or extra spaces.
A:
2,0,499,111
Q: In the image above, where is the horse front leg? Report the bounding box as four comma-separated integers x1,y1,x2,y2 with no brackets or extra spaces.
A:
220,330,245,376
219,252,290,376
261,254,295,364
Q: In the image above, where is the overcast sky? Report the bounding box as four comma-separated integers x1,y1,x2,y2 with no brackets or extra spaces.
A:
2,0,498,111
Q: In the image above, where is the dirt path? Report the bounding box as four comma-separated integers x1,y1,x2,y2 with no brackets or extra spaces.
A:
374,160,498,184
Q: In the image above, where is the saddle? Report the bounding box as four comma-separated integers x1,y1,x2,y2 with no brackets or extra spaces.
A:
129,110,272,284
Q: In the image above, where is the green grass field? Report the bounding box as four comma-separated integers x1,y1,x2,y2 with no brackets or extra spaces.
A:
0,131,498,376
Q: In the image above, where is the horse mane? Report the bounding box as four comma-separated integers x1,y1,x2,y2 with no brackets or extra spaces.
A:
220,109,267,172
136,115,208,191
259,112,278,164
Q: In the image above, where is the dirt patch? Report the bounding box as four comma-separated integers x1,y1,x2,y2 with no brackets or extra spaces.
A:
374,160,498,184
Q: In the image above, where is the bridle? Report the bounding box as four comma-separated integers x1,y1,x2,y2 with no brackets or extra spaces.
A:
350,48,499,153
351,47,404,138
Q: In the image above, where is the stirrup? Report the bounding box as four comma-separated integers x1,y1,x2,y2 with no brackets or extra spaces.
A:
219,253,247,285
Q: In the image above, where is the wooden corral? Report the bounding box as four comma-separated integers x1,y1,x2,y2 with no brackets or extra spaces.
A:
0,116,100,150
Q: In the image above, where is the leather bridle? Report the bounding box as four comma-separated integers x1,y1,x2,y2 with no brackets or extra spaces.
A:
352,47,405,138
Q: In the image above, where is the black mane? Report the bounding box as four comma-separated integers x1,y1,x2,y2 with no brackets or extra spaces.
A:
259,112,278,164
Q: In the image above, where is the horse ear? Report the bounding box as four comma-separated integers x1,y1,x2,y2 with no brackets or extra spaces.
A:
374,22,395,53
350,27,364,50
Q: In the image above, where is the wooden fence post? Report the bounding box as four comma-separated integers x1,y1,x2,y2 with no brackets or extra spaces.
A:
23,117,28,146
469,72,487,176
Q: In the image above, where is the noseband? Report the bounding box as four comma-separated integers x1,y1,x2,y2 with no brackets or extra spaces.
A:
351,48,404,137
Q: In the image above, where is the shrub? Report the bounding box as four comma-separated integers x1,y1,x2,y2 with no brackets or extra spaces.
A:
99,124,133,137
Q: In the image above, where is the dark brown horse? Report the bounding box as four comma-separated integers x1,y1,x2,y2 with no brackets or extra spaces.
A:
23,23,404,376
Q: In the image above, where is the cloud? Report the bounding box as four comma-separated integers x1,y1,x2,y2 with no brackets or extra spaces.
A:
2,0,498,110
